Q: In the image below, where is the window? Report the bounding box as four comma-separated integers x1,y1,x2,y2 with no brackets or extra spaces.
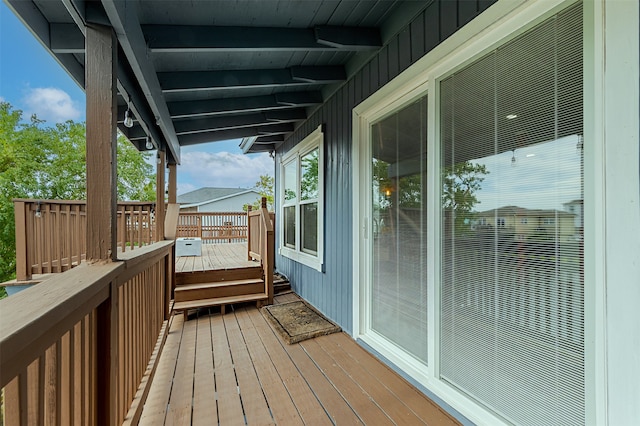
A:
439,3,584,425
354,2,586,424
280,125,323,270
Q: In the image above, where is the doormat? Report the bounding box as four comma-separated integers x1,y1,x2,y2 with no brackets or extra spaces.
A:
262,300,341,344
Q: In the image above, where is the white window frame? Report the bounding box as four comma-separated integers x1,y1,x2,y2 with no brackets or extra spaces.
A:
279,125,324,271
352,1,595,425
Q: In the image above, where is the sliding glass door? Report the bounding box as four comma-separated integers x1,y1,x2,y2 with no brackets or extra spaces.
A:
370,96,428,363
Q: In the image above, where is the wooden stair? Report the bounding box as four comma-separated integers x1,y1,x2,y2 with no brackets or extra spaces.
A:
174,265,268,318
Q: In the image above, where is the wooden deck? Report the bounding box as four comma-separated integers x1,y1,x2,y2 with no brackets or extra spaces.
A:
139,293,460,425
176,242,258,273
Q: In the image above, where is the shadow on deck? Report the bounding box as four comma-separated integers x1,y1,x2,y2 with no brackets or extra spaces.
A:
141,292,460,426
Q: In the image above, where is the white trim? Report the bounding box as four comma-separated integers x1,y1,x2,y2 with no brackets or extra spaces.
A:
587,1,640,425
279,125,324,272
353,1,586,425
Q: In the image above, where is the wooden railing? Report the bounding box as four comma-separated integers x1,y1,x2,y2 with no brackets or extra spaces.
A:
247,198,275,304
14,199,155,281
0,241,174,426
176,211,248,243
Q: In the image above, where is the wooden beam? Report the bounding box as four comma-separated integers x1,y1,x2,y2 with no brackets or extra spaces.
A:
158,66,345,93
178,123,293,146
142,25,381,52
167,164,177,204
155,151,166,242
174,109,306,135
50,23,84,53
167,92,322,119
101,0,181,163
85,24,117,262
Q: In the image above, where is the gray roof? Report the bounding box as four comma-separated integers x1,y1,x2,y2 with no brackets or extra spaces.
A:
177,187,257,205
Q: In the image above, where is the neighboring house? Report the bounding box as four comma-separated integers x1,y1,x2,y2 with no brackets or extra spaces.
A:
563,198,584,232
177,187,260,212
475,206,577,242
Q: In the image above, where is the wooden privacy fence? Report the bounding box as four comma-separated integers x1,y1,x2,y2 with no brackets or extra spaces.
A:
14,199,156,281
0,240,174,426
176,211,248,243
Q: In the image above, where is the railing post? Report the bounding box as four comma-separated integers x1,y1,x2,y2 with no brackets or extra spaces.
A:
14,200,30,281
155,151,166,242
164,248,174,319
247,206,252,260
96,281,118,426
167,163,177,204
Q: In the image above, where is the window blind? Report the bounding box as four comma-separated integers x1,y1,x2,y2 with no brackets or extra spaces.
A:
439,3,584,425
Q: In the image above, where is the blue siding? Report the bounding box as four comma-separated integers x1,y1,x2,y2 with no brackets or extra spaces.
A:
275,0,495,334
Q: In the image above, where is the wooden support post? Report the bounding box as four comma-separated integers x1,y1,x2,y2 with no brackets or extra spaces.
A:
155,151,166,242
86,25,117,262
14,201,30,281
167,163,177,204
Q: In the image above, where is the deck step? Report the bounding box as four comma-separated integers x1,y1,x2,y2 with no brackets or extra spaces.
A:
273,273,291,294
174,278,265,302
176,265,262,285
173,293,268,312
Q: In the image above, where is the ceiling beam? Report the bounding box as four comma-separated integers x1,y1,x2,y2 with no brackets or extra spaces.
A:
101,0,181,163
142,25,381,53
174,109,305,135
158,66,345,93
254,135,285,143
50,23,84,53
179,123,294,146
167,91,322,118
314,26,382,49
246,144,276,154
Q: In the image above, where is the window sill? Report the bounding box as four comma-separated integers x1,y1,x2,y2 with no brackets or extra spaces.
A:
279,246,323,272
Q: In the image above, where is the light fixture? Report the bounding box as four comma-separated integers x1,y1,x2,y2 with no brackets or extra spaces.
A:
506,114,518,120
145,137,154,150
511,149,517,167
123,105,134,128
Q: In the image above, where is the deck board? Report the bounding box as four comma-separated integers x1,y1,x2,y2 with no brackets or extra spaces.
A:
192,315,217,426
139,294,461,425
176,243,257,273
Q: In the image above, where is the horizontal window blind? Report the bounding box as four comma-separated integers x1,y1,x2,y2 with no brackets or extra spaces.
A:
439,3,584,425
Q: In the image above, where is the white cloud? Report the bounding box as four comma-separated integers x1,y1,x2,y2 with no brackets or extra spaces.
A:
178,151,274,190
0,96,5,103
472,135,583,212
22,87,82,123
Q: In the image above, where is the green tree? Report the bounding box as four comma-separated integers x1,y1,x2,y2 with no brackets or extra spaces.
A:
442,161,489,230
248,174,274,211
0,101,155,290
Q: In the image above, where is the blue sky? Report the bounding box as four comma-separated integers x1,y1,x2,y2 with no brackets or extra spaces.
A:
0,2,274,195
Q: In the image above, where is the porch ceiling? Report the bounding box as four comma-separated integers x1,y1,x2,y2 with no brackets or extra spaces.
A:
6,0,424,163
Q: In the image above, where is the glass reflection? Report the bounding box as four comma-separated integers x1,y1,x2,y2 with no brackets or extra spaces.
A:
371,96,428,363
